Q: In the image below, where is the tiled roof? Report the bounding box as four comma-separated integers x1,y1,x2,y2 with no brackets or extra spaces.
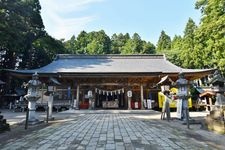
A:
9,54,214,75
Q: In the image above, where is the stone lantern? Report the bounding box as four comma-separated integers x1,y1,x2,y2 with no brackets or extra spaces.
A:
24,72,42,123
205,70,225,133
176,72,189,124
209,70,225,106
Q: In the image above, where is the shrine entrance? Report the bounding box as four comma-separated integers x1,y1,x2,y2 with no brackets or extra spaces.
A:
94,88,126,109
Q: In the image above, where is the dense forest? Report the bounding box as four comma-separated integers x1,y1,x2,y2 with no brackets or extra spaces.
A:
0,0,224,75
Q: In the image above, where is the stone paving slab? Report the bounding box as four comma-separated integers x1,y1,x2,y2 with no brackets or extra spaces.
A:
0,113,222,150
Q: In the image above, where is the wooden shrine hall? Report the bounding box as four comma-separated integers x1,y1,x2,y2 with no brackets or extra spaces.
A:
8,54,215,109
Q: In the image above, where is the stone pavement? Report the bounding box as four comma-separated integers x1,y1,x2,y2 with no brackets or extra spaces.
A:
0,111,224,150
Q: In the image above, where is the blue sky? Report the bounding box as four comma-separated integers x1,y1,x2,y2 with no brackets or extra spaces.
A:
39,0,201,44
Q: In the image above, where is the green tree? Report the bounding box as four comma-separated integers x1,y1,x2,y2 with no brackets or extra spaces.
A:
171,35,183,50
64,35,77,54
111,33,130,54
180,18,197,68
0,0,27,69
75,31,89,54
68,30,111,54
121,39,135,54
17,0,45,69
168,35,183,66
0,0,45,69
132,33,143,53
156,30,171,52
86,40,104,54
87,30,111,54
194,0,225,74
32,34,67,68
141,41,156,54
121,33,145,54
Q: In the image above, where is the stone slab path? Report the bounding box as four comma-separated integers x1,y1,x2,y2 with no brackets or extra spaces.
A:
0,114,219,150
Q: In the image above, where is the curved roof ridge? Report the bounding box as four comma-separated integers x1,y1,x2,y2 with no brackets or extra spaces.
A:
163,58,183,70
55,54,164,60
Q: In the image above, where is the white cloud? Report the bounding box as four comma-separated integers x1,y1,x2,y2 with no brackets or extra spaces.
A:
39,0,104,40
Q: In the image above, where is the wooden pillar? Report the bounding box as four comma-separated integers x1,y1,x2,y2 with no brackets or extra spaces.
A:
121,92,123,107
97,91,99,107
141,84,144,109
75,84,80,109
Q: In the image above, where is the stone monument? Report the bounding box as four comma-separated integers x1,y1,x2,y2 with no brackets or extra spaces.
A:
24,72,42,123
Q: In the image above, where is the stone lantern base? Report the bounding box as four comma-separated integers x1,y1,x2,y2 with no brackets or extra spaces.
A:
205,106,225,134
25,96,42,124
0,111,10,133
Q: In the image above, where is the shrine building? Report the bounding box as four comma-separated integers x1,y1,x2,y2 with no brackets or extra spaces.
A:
8,54,215,109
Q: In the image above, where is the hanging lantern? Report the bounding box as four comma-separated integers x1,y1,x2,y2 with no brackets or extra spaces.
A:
127,90,132,97
107,91,109,96
111,91,113,96
95,88,98,93
122,88,124,93
118,90,121,94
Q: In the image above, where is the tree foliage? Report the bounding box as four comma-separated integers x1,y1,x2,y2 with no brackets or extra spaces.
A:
171,35,183,50
111,33,130,54
0,0,66,69
32,34,67,68
180,18,197,68
64,32,155,55
156,30,171,52
164,0,225,75
194,0,225,73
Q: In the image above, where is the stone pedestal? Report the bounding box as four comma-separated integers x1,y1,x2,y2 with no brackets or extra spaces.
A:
182,99,188,120
27,97,39,122
0,111,10,133
205,107,225,134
